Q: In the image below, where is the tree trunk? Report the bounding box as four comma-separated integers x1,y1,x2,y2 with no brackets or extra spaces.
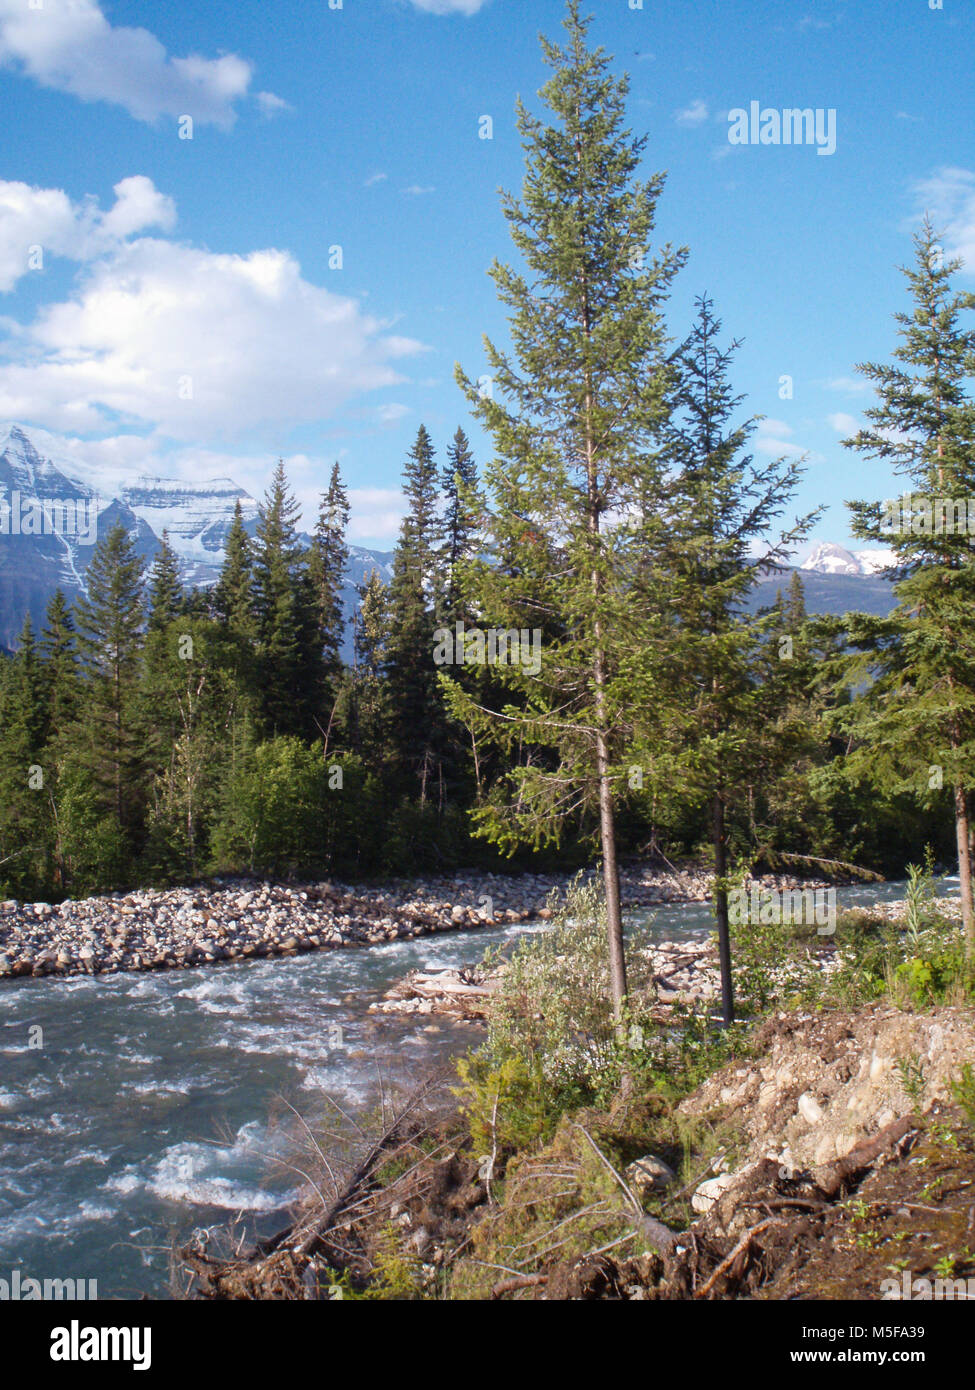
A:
596,729,628,1020
954,781,975,961
712,791,735,1026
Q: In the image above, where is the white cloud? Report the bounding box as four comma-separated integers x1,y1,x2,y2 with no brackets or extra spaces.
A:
754,419,810,459
0,0,254,126
406,0,488,14
0,175,176,291
828,412,860,434
675,99,709,128
0,179,425,440
912,166,975,272
825,375,868,395
376,403,411,424
402,185,436,196
757,417,794,439
256,91,292,119
347,487,406,543
364,172,389,188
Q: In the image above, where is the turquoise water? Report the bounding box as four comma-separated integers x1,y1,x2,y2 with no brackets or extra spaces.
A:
0,877,957,1298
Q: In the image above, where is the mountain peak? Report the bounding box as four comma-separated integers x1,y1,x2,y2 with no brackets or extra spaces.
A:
801,542,896,577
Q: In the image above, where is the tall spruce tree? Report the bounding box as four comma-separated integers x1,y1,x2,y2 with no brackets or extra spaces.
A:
214,501,256,638
839,220,975,955
0,619,49,895
308,461,351,685
39,589,81,742
438,427,478,625
146,533,183,633
252,461,321,738
386,425,444,801
635,295,818,1023
443,0,686,1017
74,520,147,840
351,568,391,769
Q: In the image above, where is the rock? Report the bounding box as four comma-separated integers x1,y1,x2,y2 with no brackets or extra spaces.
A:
798,1093,825,1125
625,1155,675,1196
691,1172,737,1215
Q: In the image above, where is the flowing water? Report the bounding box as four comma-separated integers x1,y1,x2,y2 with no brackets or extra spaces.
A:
0,876,956,1298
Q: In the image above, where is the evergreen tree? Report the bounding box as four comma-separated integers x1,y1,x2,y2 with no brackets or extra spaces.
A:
252,461,321,738
351,568,391,771
39,590,81,741
634,295,818,1022
0,619,50,895
438,426,478,625
308,461,350,683
146,533,183,633
838,220,975,955
386,426,444,801
443,0,686,1017
214,501,256,638
74,520,147,842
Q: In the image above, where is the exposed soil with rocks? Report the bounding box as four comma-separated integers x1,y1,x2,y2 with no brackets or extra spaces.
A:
537,1003,975,1301
0,862,835,983
181,1000,975,1301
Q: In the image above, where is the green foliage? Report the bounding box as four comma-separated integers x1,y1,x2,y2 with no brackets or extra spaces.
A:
950,1063,975,1133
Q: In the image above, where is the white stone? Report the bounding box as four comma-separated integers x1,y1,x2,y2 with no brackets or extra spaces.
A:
798,1093,825,1125
691,1172,736,1215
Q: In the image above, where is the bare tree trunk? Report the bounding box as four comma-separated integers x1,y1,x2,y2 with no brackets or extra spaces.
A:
596,727,628,1019
712,791,735,1026
954,781,975,961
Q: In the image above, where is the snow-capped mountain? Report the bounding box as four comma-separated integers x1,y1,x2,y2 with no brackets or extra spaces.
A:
0,423,392,656
801,541,898,577
0,421,898,656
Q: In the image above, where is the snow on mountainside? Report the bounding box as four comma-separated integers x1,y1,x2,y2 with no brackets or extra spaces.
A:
1,422,895,655
0,422,392,656
801,541,898,577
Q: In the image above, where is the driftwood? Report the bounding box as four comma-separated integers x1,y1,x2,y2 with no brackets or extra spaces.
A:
181,1075,446,1298
694,1218,785,1299
491,1273,549,1299
812,1116,915,1199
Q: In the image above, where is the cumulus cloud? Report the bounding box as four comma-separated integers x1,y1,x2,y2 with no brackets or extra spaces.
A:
912,166,975,272
0,175,176,291
754,418,809,459
406,0,488,14
0,0,258,126
825,375,869,395
675,99,709,128
828,412,860,435
256,91,292,119
0,179,425,440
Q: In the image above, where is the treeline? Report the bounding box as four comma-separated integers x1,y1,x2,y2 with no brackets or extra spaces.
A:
0,4,969,915
0,410,949,903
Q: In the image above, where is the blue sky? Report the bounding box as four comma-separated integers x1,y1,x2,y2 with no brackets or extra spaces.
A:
1,0,974,551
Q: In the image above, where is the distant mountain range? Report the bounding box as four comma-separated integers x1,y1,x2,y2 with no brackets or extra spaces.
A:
0,421,897,655
0,423,393,658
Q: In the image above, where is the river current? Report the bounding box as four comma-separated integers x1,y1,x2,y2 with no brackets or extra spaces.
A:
0,877,954,1298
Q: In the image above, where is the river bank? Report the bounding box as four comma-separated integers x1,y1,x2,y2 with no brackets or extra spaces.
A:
0,862,841,982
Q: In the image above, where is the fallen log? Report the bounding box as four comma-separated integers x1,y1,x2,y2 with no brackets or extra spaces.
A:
812,1116,915,1200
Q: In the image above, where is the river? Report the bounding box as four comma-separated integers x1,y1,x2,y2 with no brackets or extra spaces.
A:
0,876,955,1298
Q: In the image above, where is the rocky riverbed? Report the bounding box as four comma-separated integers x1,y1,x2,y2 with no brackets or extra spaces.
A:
0,862,847,982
